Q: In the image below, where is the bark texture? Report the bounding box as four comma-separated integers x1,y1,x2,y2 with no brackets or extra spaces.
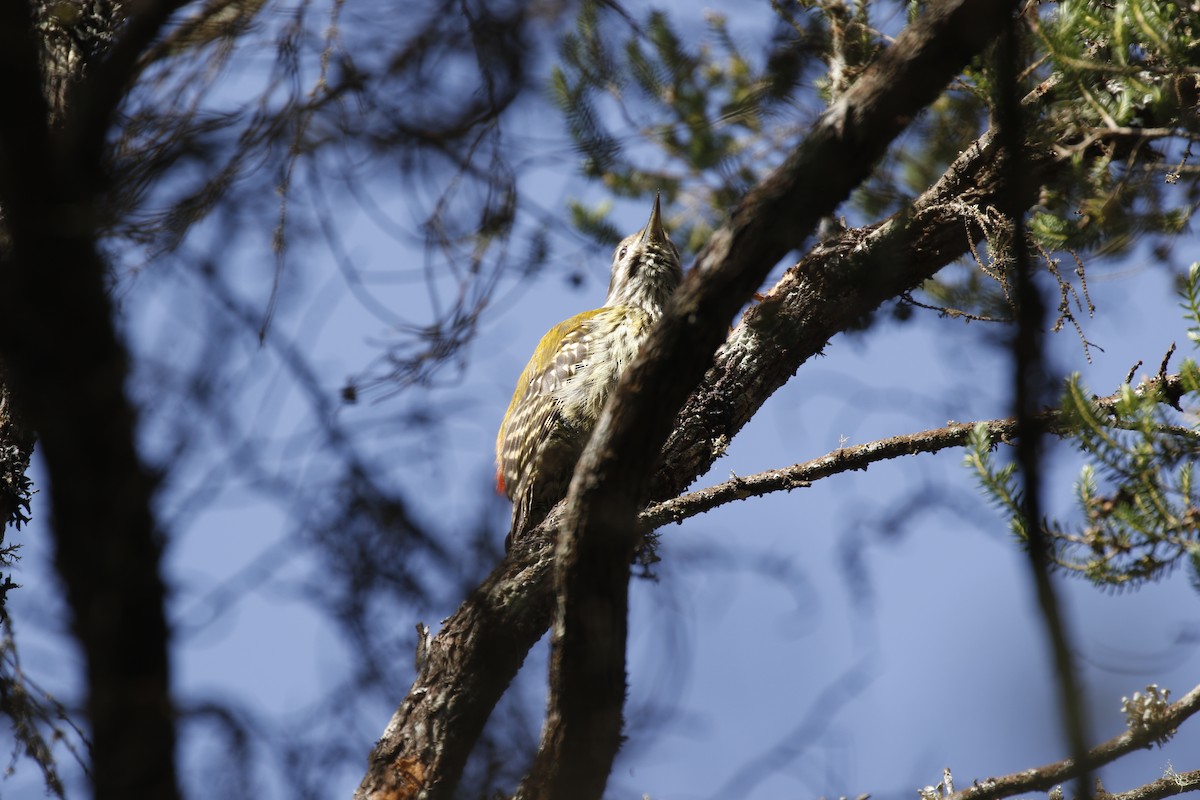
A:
521,0,1026,796
356,0,1043,796
0,2,182,797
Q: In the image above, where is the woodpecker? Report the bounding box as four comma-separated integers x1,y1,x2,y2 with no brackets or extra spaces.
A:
496,194,682,546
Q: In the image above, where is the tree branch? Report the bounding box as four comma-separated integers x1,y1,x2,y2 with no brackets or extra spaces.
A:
355,531,558,800
355,4,1079,796
0,2,53,193
651,68,1066,505
356,126,1046,800
1104,770,1200,800
946,682,1200,800
996,10,1092,799
651,124,1038,501
524,0,1024,796
643,375,1190,527
63,0,195,178
134,0,269,74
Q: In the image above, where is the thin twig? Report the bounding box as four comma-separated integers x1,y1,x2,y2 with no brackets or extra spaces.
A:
946,683,1200,800
1105,769,1200,800
644,372,1190,528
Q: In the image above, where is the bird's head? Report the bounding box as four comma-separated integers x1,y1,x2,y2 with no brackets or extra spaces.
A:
605,193,682,314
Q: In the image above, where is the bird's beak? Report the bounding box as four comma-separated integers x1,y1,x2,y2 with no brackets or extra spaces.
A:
640,192,666,245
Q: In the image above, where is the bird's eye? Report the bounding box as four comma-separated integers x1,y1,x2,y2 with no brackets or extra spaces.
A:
618,246,628,259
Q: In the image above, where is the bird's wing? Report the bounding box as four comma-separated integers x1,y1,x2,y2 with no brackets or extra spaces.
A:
495,308,609,493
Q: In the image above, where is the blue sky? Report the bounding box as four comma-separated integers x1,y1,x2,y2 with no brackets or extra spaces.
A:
4,2,1200,798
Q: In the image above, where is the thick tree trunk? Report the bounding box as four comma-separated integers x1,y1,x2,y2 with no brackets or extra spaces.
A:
0,3,181,798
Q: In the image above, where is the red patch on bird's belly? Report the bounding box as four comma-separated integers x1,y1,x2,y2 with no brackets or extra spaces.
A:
496,469,506,495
